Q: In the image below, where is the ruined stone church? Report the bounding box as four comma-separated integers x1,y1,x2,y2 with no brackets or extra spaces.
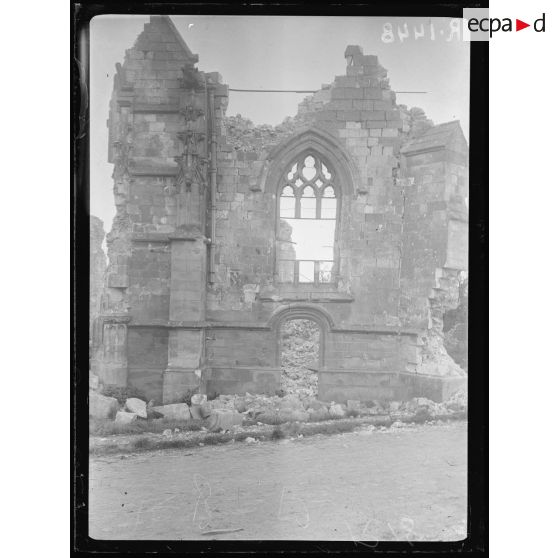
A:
91,15,468,405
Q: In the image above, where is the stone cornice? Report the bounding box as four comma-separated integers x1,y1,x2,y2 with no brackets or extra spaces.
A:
126,320,421,336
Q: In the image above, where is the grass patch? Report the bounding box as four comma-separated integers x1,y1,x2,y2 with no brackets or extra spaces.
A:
91,443,121,456
202,433,232,445
232,432,256,442
90,408,466,458
308,411,331,422
300,421,356,437
131,436,152,450
156,438,199,450
271,427,286,440
255,413,285,426
90,418,205,437
401,409,432,424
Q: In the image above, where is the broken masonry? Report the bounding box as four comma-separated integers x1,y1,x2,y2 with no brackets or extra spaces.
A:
91,16,468,405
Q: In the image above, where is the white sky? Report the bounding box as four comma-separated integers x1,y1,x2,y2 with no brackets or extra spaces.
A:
90,15,470,233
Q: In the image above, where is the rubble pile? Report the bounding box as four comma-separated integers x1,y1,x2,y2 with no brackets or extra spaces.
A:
224,114,300,153
390,391,468,419
280,319,320,398
89,372,467,434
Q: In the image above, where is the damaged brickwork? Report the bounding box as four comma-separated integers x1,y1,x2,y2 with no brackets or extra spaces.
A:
93,16,468,405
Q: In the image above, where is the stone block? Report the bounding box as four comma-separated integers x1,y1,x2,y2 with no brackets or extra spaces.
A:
363,88,383,100
385,110,402,120
89,391,119,420
190,404,211,420
125,397,147,418
365,121,386,129
362,55,379,66
360,110,386,120
337,110,361,121
207,409,244,431
332,88,363,100
344,45,363,57
314,110,337,122
152,403,191,420
382,128,399,137
114,411,138,424
334,76,358,88
373,101,393,111
320,384,396,403
191,393,207,405
346,66,363,77
352,100,378,111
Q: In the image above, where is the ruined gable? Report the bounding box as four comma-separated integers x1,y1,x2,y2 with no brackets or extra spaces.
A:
94,16,468,405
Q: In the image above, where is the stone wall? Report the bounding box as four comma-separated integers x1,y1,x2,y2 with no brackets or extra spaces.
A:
89,216,106,364
96,16,468,404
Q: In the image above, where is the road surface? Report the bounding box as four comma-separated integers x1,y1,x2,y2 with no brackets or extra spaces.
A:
89,421,467,541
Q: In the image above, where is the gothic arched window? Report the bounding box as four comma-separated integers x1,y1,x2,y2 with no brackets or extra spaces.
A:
277,154,338,284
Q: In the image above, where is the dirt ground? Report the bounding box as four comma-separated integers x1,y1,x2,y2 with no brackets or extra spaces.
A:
89,421,467,541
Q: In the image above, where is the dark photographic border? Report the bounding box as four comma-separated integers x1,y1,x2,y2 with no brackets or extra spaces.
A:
72,1,488,555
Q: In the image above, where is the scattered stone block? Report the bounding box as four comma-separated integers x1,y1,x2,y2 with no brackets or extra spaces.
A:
147,409,164,419
191,394,207,405
114,411,138,424
190,404,211,420
152,403,191,421
89,391,119,420
207,409,244,432
146,400,164,419
125,398,147,418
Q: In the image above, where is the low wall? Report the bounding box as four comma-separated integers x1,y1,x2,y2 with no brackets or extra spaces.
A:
318,370,467,403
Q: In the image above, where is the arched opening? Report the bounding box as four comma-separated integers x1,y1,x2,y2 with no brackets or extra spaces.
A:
269,304,333,397
266,128,360,289
279,318,322,398
276,152,339,285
